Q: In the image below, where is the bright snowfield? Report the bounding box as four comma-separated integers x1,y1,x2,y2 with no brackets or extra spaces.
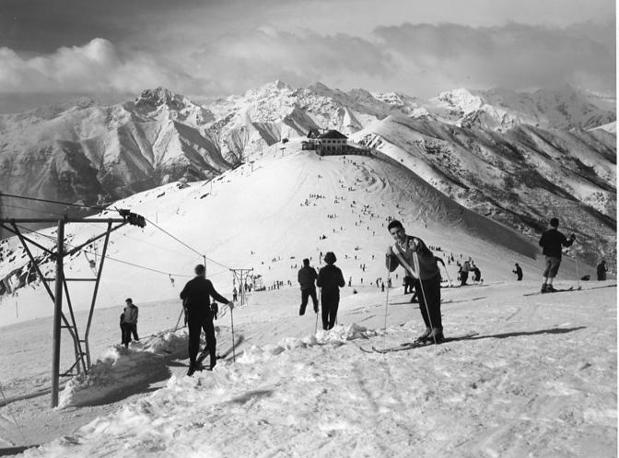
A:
0,141,616,456
1,282,616,457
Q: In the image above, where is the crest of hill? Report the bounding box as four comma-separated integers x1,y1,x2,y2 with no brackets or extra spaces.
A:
0,140,543,325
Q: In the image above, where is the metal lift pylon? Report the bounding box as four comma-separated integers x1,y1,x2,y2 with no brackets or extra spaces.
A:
0,211,145,407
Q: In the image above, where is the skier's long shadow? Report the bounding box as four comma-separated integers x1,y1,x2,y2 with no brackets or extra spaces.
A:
463,326,586,341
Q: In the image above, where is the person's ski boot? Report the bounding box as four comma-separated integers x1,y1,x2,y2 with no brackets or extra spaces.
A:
187,362,197,376
540,283,548,293
414,327,432,343
427,328,445,344
546,284,557,293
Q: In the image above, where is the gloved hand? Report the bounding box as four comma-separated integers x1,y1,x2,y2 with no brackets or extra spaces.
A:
227,301,235,311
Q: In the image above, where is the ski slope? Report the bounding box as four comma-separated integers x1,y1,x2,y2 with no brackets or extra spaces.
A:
0,280,615,457
1,139,558,328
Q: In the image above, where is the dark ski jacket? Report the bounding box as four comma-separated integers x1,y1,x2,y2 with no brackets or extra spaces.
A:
298,266,318,290
317,265,345,297
123,304,138,324
597,262,607,281
539,228,573,258
513,265,523,280
180,277,229,313
386,235,440,281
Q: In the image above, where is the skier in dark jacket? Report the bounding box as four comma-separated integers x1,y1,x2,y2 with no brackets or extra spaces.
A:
297,258,319,315
539,217,575,293
180,264,233,376
513,263,523,281
317,252,345,330
597,260,607,281
386,220,443,343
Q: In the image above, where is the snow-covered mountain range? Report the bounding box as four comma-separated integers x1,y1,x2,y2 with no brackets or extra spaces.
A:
0,81,615,267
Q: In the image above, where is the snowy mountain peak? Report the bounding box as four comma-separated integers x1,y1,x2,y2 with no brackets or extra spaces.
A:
435,88,484,113
135,87,186,110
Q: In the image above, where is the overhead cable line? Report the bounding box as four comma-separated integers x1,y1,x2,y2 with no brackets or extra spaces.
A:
0,192,108,211
3,192,234,272
12,223,193,279
144,217,232,270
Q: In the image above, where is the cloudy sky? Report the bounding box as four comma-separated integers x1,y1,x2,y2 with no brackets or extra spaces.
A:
0,0,615,111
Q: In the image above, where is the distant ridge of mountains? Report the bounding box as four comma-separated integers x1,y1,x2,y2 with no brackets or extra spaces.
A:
0,81,615,264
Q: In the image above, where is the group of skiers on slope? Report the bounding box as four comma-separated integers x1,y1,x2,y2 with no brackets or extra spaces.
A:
156,215,608,377
297,254,346,331
456,259,482,286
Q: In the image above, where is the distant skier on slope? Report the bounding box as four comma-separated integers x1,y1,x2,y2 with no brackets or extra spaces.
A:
457,262,468,286
317,252,345,330
180,264,234,376
538,217,576,293
298,258,319,316
471,262,482,283
513,263,523,281
385,220,444,343
597,260,607,281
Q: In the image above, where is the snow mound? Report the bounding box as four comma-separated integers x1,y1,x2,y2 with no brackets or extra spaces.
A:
238,323,377,364
58,328,188,408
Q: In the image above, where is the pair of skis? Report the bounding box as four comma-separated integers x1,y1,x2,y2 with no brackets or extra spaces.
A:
523,286,580,297
360,331,479,354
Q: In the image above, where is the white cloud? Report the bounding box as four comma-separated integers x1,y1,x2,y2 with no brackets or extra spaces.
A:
0,38,203,94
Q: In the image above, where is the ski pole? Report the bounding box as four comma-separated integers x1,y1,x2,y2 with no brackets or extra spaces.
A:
174,306,184,331
575,252,581,290
442,263,453,287
382,270,391,350
314,297,320,334
414,253,437,345
230,304,236,363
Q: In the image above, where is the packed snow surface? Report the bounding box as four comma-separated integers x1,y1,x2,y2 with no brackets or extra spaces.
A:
0,280,615,457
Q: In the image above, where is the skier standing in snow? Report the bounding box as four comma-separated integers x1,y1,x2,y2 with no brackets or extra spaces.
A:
180,264,234,376
513,263,523,281
297,258,319,315
317,252,345,330
471,262,482,283
119,309,129,348
122,298,139,344
458,262,468,286
538,217,576,293
386,220,444,343
597,260,607,281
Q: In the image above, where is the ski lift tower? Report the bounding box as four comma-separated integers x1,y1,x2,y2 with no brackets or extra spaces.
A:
230,268,253,306
0,209,146,407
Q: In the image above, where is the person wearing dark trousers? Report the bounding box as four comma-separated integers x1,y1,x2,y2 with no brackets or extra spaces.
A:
513,263,523,281
123,298,139,342
119,311,130,348
539,217,575,293
298,258,319,315
317,252,345,330
180,264,234,376
386,219,443,343
597,260,607,281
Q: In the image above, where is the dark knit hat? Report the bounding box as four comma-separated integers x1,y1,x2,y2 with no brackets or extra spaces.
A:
324,252,337,264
